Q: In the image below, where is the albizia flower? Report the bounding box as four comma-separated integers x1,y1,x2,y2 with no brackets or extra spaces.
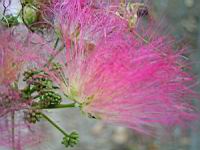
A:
53,0,126,60
0,25,53,78
57,22,198,134
0,25,53,149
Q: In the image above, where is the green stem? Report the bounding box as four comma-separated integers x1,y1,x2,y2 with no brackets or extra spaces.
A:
54,37,60,49
42,103,77,109
32,103,77,110
59,69,68,87
44,48,64,67
41,113,68,136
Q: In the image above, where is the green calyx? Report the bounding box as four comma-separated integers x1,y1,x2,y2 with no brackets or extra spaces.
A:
51,62,63,71
23,70,54,89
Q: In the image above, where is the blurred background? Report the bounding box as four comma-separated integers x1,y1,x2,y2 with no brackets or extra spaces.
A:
0,0,200,150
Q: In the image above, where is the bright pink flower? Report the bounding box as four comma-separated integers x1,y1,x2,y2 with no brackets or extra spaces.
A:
59,24,198,134
50,0,198,134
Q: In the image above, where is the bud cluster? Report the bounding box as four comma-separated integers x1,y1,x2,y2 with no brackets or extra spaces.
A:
24,108,42,124
62,132,79,148
0,89,24,115
23,69,62,108
39,91,61,108
0,92,13,110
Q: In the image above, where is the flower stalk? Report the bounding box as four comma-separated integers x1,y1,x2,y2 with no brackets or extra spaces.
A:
41,113,68,136
41,103,77,109
41,113,79,148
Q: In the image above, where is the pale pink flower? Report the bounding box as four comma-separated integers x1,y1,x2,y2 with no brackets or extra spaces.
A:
0,26,53,149
0,25,53,82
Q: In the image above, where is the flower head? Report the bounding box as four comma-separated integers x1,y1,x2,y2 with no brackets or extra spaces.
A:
50,0,198,134
57,21,198,134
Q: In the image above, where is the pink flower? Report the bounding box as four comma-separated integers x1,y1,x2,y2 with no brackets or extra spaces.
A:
0,26,53,84
58,23,198,134
0,26,53,149
53,0,126,61
50,0,199,134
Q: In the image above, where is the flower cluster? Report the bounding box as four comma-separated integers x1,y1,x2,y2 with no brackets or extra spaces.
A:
53,0,199,134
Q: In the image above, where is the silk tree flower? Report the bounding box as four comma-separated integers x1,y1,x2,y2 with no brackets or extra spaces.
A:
56,22,198,134
53,0,151,63
0,25,53,149
50,0,198,134
0,25,53,88
53,0,127,60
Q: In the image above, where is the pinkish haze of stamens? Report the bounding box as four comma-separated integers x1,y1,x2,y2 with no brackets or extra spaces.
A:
0,25,54,85
65,33,198,134
54,0,198,134
0,26,53,149
53,0,127,61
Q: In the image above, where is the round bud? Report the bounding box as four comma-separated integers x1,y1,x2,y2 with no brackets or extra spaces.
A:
23,5,38,25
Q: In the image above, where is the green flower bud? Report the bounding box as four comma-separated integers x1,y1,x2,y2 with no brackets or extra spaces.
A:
39,91,62,108
24,109,42,124
23,5,38,25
